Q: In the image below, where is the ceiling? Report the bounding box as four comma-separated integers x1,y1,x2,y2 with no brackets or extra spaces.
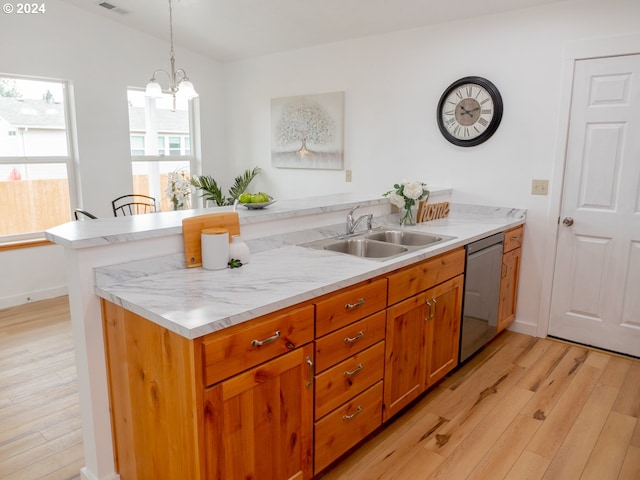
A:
59,0,561,62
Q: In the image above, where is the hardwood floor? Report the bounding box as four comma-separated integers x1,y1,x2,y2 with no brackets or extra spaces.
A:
320,330,640,480
1,297,639,480
0,296,83,480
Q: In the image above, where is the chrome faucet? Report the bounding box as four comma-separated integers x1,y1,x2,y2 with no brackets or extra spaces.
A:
346,205,373,235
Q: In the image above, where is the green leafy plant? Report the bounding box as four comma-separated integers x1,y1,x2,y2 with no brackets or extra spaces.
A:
191,167,262,206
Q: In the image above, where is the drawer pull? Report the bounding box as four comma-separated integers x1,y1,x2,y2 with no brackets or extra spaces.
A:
345,298,366,310
305,356,314,389
343,363,364,378
251,330,281,347
510,236,520,241
344,330,365,344
342,406,362,421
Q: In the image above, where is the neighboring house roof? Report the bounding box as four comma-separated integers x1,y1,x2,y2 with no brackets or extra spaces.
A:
0,97,65,129
0,97,189,134
128,106,189,134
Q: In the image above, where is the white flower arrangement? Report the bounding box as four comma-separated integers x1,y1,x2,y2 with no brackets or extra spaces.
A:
383,179,430,225
165,169,191,210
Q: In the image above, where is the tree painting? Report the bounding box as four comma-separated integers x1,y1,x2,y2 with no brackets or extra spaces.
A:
271,92,344,170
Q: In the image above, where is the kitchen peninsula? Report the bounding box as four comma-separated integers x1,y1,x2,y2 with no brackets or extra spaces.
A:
45,192,525,480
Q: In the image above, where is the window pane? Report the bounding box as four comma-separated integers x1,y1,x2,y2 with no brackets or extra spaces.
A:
0,78,68,157
0,163,70,236
128,90,190,157
131,160,191,212
0,76,74,239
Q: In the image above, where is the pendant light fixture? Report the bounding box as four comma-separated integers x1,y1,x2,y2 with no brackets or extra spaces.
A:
145,0,198,108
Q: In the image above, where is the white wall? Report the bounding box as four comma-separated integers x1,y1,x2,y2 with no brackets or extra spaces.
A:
221,0,640,334
0,0,225,307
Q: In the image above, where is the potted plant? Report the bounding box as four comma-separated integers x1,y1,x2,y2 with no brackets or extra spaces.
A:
191,167,261,206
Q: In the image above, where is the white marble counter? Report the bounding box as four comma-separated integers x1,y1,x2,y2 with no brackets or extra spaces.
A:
45,192,412,249
95,203,525,339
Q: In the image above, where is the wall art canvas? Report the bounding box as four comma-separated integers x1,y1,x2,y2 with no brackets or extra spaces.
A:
271,91,344,170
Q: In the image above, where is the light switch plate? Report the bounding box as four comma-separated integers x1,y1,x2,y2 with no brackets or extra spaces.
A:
532,179,549,195
345,170,352,182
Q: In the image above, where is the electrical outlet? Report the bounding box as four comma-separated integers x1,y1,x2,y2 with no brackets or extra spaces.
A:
345,169,352,182
531,179,549,195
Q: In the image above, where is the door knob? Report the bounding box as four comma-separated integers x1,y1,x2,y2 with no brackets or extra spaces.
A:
562,217,574,226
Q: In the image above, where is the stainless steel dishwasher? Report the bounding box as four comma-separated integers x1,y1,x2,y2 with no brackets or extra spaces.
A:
459,232,505,362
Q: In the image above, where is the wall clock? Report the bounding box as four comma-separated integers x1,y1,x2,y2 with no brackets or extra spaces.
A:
437,76,503,147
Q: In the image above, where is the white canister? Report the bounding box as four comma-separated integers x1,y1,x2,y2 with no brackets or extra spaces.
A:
229,235,251,264
201,228,229,270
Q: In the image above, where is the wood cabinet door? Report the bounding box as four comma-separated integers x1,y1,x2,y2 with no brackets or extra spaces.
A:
383,293,427,421
424,275,463,388
498,247,521,332
204,344,314,480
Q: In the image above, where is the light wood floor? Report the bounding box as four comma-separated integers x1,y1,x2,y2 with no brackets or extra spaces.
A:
0,296,83,480
1,297,639,480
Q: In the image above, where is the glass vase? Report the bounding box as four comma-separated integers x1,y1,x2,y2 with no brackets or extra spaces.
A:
400,203,416,226
229,235,251,264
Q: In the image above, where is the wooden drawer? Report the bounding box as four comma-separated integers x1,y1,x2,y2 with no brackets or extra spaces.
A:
315,278,387,337
201,303,314,387
504,225,524,253
314,381,383,474
387,247,465,305
315,341,385,420
315,310,386,373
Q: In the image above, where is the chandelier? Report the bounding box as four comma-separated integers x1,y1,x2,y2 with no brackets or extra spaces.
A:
145,0,198,107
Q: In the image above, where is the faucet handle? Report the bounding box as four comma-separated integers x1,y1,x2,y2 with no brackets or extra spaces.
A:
347,205,360,216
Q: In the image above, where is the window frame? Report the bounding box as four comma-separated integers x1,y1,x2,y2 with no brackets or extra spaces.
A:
127,88,200,210
0,74,79,243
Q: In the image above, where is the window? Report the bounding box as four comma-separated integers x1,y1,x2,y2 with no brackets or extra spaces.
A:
0,75,76,241
127,89,197,211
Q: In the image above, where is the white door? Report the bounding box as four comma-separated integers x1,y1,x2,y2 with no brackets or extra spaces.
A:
549,54,640,357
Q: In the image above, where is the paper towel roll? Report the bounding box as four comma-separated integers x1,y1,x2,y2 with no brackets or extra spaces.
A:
201,228,229,270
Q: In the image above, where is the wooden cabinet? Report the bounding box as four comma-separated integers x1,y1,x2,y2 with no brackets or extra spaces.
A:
102,236,523,478
424,275,464,387
312,280,387,474
384,249,465,422
102,300,315,480
498,225,523,332
203,344,314,480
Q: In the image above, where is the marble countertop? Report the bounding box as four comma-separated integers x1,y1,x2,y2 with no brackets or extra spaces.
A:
45,192,407,249
94,203,525,340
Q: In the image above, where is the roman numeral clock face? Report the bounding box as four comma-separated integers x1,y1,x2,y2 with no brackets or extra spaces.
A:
437,76,503,147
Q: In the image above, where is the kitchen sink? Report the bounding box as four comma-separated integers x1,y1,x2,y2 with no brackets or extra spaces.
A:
323,237,408,258
364,229,446,246
301,227,455,260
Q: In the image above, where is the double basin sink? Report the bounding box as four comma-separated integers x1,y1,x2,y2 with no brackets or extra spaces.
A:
302,227,455,260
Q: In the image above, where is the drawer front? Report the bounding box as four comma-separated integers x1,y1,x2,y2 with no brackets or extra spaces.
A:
315,341,385,420
387,247,465,305
314,381,383,474
202,304,314,387
504,225,524,253
315,310,386,373
315,278,387,337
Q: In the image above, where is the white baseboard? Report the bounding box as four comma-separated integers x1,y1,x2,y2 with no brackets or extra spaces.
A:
0,286,68,309
80,466,121,480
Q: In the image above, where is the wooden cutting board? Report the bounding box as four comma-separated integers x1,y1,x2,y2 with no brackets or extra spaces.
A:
182,212,240,267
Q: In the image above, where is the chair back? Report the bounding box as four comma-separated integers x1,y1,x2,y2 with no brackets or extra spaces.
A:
74,209,97,220
112,194,157,216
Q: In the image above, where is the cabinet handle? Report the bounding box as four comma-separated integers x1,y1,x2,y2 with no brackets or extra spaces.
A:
343,363,364,378
342,405,362,421
345,298,366,310
502,262,507,278
251,330,280,347
426,297,436,319
344,330,365,344
510,236,520,241
305,356,314,389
